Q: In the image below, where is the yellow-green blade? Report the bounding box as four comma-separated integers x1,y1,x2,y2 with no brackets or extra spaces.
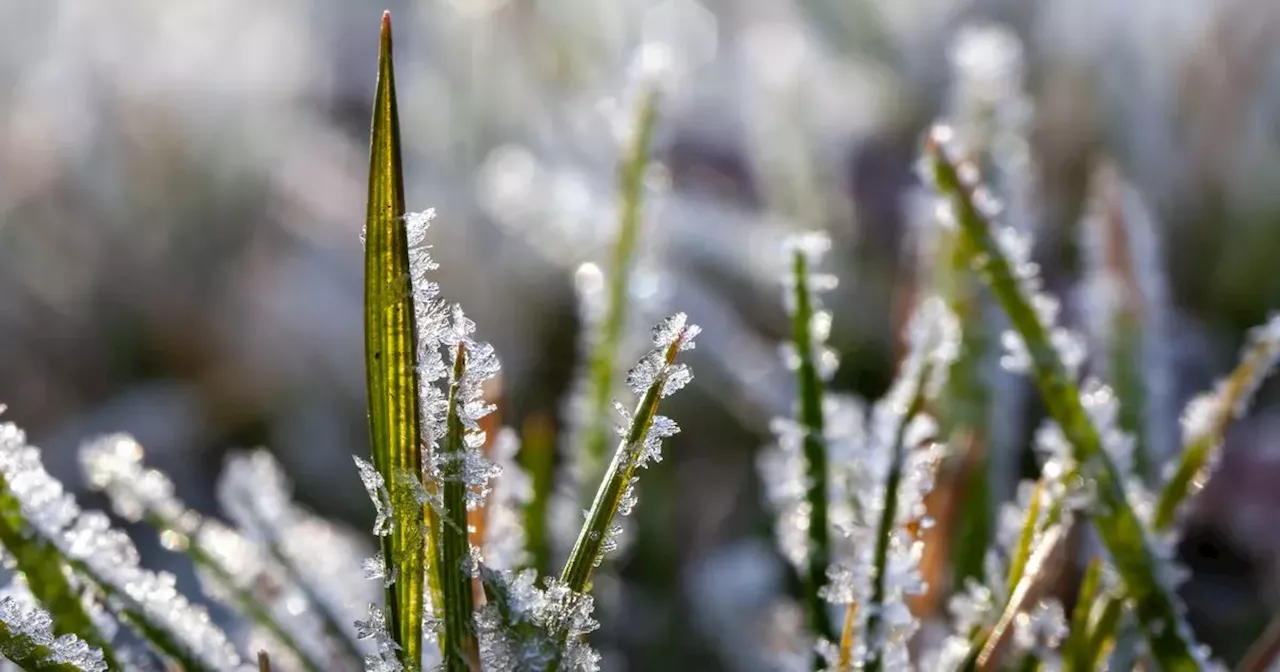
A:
363,11,425,669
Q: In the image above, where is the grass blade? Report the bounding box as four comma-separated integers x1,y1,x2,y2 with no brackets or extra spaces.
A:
519,414,556,576
1153,313,1280,530
363,11,427,668
560,314,698,593
577,86,661,488
438,344,481,670
924,126,1201,670
788,238,836,645
1063,558,1104,672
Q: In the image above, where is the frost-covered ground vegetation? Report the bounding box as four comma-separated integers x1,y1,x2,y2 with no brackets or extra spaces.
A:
3,6,1280,672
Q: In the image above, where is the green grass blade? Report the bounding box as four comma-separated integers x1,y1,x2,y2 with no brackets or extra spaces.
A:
0,490,117,668
932,218,995,588
1084,591,1123,670
789,244,835,645
1063,558,1104,672
924,127,1200,670
578,86,661,488
439,344,480,671
863,369,931,672
519,414,556,576
363,11,427,669
1153,314,1280,530
1005,480,1045,597
560,319,694,593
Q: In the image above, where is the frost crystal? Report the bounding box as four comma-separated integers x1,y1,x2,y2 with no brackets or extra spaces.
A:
476,567,601,671
353,455,394,537
1012,599,1068,660
0,594,107,672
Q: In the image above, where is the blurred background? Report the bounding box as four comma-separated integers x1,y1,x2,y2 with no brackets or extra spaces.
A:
3,0,1280,668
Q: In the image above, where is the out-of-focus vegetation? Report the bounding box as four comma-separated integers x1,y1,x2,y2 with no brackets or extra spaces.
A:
3,1,1280,668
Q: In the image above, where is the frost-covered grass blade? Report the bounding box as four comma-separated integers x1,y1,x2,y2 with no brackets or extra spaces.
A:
1153,313,1280,530
923,126,1202,670
560,314,698,594
787,237,836,644
0,491,116,669
362,11,428,668
438,344,481,670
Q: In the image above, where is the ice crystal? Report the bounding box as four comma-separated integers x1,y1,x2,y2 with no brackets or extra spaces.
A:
0,424,245,670
353,455,394,537
476,567,601,671
0,594,107,672
1012,599,1068,660
355,603,403,672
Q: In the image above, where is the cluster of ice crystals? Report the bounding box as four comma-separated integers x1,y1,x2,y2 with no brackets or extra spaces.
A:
80,434,185,527
1012,599,1068,662
355,604,403,672
0,425,245,670
0,594,107,671
476,568,601,672
353,456,394,537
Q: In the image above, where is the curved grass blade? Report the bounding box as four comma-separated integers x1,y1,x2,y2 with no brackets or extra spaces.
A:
0,491,117,669
576,85,661,489
788,241,836,645
363,11,427,668
924,126,1200,670
1006,480,1045,597
438,344,480,671
1153,313,1280,530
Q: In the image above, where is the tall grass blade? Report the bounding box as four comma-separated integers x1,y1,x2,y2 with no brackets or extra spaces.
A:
924,126,1201,670
363,11,427,668
520,414,556,576
576,86,661,488
439,344,481,670
788,238,836,645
